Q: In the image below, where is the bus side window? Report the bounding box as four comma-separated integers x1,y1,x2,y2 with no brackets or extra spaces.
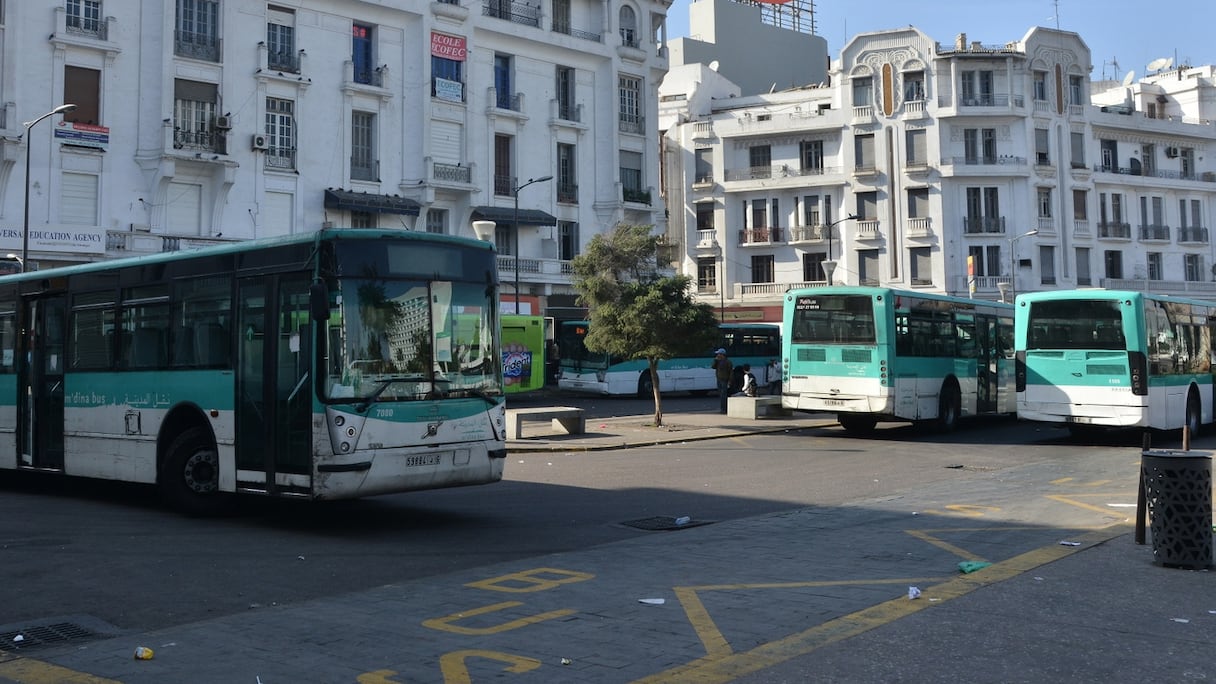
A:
128,327,167,369
196,323,230,366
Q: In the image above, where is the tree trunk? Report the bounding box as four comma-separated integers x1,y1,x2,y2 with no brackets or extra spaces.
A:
649,358,663,426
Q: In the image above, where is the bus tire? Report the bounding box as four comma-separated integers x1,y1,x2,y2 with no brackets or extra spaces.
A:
839,413,877,433
935,382,961,433
160,426,228,516
1185,390,1202,437
637,371,654,398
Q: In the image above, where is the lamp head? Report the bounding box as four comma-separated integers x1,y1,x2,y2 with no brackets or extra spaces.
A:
54,104,78,115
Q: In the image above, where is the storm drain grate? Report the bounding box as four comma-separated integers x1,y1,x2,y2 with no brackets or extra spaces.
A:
0,622,98,650
621,516,713,531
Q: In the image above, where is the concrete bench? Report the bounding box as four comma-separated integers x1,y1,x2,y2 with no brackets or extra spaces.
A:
727,395,789,420
505,406,586,439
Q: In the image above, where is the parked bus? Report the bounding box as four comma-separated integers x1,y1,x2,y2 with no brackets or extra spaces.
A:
782,286,1015,433
500,314,549,394
1015,289,1216,434
0,229,507,513
556,321,781,396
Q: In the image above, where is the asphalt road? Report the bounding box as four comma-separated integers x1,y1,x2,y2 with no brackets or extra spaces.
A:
0,395,1183,644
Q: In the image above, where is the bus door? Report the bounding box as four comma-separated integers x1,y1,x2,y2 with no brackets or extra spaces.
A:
17,294,66,470
235,276,313,495
975,313,999,414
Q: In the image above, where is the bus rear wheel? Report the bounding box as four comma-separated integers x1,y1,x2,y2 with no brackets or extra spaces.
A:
935,383,961,433
160,426,227,516
838,413,877,433
1185,391,1202,438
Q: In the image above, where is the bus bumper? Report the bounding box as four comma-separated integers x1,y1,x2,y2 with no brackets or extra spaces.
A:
1017,401,1148,428
787,393,893,415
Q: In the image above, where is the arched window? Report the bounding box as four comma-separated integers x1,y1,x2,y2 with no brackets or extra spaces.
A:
619,6,637,47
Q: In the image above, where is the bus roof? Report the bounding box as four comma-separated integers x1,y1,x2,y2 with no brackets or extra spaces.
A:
1015,288,1216,309
786,285,1013,310
0,228,493,284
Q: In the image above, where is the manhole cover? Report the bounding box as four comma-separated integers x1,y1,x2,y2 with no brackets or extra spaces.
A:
0,622,97,650
621,516,713,531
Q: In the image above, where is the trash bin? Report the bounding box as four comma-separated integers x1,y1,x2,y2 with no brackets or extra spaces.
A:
1140,449,1213,570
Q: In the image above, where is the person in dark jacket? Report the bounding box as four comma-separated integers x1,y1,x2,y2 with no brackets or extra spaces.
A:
712,348,733,414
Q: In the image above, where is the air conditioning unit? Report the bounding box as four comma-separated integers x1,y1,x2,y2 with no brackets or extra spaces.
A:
213,115,232,129
1165,146,1179,158
252,134,269,151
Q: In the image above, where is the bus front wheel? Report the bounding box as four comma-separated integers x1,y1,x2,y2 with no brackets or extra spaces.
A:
637,372,654,398
161,426,227,516
838,414,877,433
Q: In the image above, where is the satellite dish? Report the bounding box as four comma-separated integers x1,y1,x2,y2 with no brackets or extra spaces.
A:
708,60,720,72
1147,57,1170,71
1163,57,1174,70
1122,70,1135,87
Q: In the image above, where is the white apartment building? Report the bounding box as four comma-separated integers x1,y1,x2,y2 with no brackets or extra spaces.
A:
0,0,671,316
661,25,1216,322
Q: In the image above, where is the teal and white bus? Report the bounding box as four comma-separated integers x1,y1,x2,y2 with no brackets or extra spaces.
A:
0,229,507,513
556,321,781,396
782,286,1015,433
1015,289,1216,434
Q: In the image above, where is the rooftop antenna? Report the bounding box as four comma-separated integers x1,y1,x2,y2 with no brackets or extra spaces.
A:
1051,0,1060,29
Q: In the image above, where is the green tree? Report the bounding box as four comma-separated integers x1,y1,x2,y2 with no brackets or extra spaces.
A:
571,224,720,426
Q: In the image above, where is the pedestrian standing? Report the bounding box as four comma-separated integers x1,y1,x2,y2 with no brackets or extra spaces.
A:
766,358,782,395
711,348,733,414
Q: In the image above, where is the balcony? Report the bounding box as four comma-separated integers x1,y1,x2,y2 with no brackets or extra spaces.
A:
557,182,578,204
618,115,646,135
787,225,825,243
266,148,297,171
494,254,577,290
483,0,541,28
943,155,1026,168
489,87,523,114
963,216,1006,234
267,49,301,74
1179,226,1209,244
1138,224,1171,241
1037,217,1057,235
622,187,651,205
1101,278,1216,296
906,217,933,238
903,100,928,118
175,30,221,62
430,160,472,184
173,128,223,153
739,227,782,245
1073,219,1091,239
855,219,881,239
1097,221,1132,239
107,231,234,256
552,21,601,42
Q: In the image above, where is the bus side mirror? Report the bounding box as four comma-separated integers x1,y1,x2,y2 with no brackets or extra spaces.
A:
310,282,330,323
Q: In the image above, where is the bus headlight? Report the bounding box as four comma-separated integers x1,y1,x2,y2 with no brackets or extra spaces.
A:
334,415,345,427
340,442,351,453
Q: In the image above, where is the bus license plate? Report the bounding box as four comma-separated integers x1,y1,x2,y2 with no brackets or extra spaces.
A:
406,454,442,467
1067,416,1092,424
823,399,844,406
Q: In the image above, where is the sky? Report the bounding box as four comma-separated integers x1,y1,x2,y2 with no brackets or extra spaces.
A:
663,0,1211,82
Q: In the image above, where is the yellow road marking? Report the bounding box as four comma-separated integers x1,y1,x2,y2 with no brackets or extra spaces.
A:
633,525,1128,684
438,650,541,684
423,601,576,635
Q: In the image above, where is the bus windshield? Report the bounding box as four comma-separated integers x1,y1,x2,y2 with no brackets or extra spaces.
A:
324,278,501,401
557,322,611,370
791,295,876,344
1025,299,1125,350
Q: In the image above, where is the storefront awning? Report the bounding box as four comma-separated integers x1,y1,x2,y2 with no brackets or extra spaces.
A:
324,188,421,216
470,206,558,226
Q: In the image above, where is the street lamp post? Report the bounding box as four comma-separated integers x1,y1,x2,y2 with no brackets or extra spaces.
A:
512,175,553,313
22,103,77,273
822,214,860,285
1005,229,1039,302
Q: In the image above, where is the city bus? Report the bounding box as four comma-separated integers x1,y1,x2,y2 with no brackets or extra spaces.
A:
782,286,1015,433
556,321,781,396
0,228,507,513
1015,289,1216,434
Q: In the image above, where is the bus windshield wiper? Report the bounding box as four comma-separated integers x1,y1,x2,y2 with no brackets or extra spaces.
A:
354,375,421,412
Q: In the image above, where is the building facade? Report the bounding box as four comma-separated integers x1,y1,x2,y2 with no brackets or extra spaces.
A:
1,0,671,316
661,26,1216,322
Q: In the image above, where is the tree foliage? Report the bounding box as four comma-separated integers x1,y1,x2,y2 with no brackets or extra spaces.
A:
571,224,720,425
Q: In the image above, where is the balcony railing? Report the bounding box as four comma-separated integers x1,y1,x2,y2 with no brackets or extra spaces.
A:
1092,165,1216,183
963,216,1006,234
268,49,300,73
787,225,825,242
739,227,782,244
552,21,601,42
1138,224,1170,241
483,0,541,28
66,13,108,40
432,161,471,184
622,187,651,205
618,115,645,135
494,174,514,196
557,182,578,203
907,217,933,237
173,128,220,152
175,30,221,62
1097,221,1132,239
1179,226,1209,243
266,148,297,170
942,155,1026,167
